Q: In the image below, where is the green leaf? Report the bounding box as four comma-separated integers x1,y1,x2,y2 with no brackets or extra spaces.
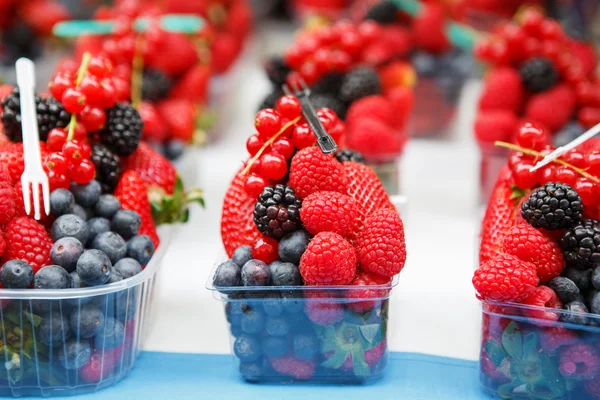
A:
321,348,350,370
350,347,371,377
527,384,564,400
23,311,41,327
522,333,538,360
502,322,523,361
485,340,508,367
539,352,566,397
319,326,339,354
359,324,380,344
497,381,519,399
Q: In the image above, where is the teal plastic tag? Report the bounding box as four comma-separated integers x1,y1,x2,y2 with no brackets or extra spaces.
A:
54,15,204,37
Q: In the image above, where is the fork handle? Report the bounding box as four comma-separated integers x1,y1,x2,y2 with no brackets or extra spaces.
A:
16,58,43,172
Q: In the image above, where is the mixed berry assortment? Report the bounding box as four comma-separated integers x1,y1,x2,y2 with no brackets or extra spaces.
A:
212,103,407,382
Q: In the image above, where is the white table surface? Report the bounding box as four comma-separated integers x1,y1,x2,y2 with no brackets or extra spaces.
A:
143,24,486,362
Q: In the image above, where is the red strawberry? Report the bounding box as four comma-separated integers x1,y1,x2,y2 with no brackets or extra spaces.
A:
525,84,576,132
269,356,316,380
473,253,539,302
114,171,160,248
169,64,211,103
347,270,391,312
387,86,415,128
157,99,197,142
211,32,241,74
347,117,407,160
412,4,450,54
304,291,345,326
479,68,524,113
224,0,253,42
343,162,395,216
3,216,53,273
19,0,69,36
346,96,395,128
146,32,199,76
124,142,177,194
474,110,518,145
221,168,261,257
139,102,168,142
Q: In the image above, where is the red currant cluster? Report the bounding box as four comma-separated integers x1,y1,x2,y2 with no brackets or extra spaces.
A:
244,96,346,197
44,130,95,187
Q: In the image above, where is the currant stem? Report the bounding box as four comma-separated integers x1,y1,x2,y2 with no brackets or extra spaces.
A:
131,34,145,109
494,141,600,183
67,51,92,141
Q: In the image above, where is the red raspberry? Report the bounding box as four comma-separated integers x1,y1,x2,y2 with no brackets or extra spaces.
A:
343,162,395,216
269,355,316,380
0,182,16,225
0,231,6,258
346,118,406,160
299,232,357,285
479,67,524,113
345,95,394,128
585,377,600,399
79,349,118,383
502,224,565,283
520,286,563,321
3,217,53,273
472,254,539,303
559,343,600,380
525,84,576,132
412,4,450,54
540,326,578,354
480,351,509,382
304,291,345,326
289,146,348,199
300,191,360,238
474,110,518,144
347,270,391,312
355,209,406,278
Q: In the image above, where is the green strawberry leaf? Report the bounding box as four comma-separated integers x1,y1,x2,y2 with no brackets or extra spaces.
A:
359,324,380,344
522,333,538,360
350,346,371,377
23,311,42,328
502,322,523,361
526,384,564,400
539,352,566,397
319,326,339,354
498,381,519,399
321,348,350,370
485,340,508,367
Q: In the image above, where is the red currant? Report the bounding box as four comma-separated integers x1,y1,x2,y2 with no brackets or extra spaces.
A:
46,128,68,152
62,88,87,114
292,123,316,149
315,27,336,46
73,124,88,141
246,134,264,156
284,46,304,70
313,48,331,73
523,38,541,59
255,109,282,140
297,36,319,58
96,79,117,109
45,153,69,174
299,61,319,86
79,76,103,106
330,50,352,72
244,174,268,198
586,150,600,176
49,74,74,101
260,153,287,180
512,161,541,189
358,21,382,44
340,31,363,57
578,107,600,128
521,9,544,36
276,96,301,120
69,159,95,184
249,158,262,175
317,108,339,125
251,236,279,264
329,121,346,143
48,171,70,190
562,150,587,169
271,137,294,159
87,56,113,78
63,140,86,165
554,166,577,186
112,77,131,102
575,178,599,206
515,122,549,150
79,106,106,132
540,19,564,41
540,165,557,185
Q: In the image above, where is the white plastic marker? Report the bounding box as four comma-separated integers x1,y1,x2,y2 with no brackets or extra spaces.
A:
530,122,600,172
16,58,50,220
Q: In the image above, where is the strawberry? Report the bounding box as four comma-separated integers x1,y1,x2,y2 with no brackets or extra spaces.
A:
343,161,395,216
124,142,177,194
347,117,407,160
169,64,211,103
346,95,395,128
269,356,316,380
139,102,168,142
157,99,197,142
387,86,415,128
412,4,450,54
224,0,253,42
525,84,576,132
474,110,518,145
146,32,199,76
19,0,69,36
3,216,53,273
211,32,241,74
479,68,524,113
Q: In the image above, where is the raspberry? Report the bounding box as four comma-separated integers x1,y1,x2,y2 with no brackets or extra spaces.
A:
0,182,17,225
304,291,345,326
412,3,450,54
355,209,406,278
289,146,348,199
343,162,395,216
347,118,406,160
525,84,576,132
474,110,518,144
300,191,360,238
585,378,600,399
299,232,357,285
540,326,578,354
479,67,524,113
559,343,600,380
472,254,539,303
346,270,391,312
269,355,316,380
3,216,53,273
502,224,565,283
345,95,394,128
521,286,563,321
0,232,5,258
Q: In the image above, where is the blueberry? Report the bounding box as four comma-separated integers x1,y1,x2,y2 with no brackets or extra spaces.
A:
268,260,283,276
281,292,303,313
226,301,248,325
564,267,593,292
411,51,437,77
293,334,318,360
553,121,586,147
92,231,126,264
87,217,111,244
241,260,270,286
59,339,92,369
230,324,243,337
549,277,582,303
591,292,600,315
239,361,264,382
50,237,84,273
34,265,71,289
233,335,261,362
71,204,89,221
1,260,33,288
38,311,71,347
114,258,142,279
165,140,185,160
77,249,112,286
49,189,74,217
70,272,85,288
95,317,125,349
561,301,589,325
111,210,141,239
241,309,264,334
126,235,155,265
107,269,124,284
51,214,90,244
271,262,302,286
265,317,290,336
214,261,242,287
115,294,137,321
262,296,283,317
278,230,310,265
232,245,253,267
592,267,600,291
95,195,121,219
262,336,289,358
148,140,165,155
69,303,104,338
71,180,101,208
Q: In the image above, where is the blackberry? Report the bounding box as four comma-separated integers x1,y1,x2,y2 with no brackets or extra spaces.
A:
91,144,122,193
519,58,558,93
141,69,172,101
339,67,381,103
100,103,143,156
521,182,583,230
308,94,347,120
311,72,345,96
335,149,366,164
254,185,302,239
258,89,284,111
364,1,399,24
1,89,70,142
560,219,600,269
265,56,291,86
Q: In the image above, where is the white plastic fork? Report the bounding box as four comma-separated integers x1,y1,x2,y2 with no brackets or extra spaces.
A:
16,58,50,220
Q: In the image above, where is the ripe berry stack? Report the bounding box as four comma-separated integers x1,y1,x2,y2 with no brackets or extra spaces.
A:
213,101,406,382
474,124,600,399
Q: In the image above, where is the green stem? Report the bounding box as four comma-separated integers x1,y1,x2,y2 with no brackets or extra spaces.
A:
66,52,92,141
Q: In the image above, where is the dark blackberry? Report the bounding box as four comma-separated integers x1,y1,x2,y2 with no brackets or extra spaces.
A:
335,149,366,164
0,23,41,65
308,94,347,120
311,72,345,96
560,219,600,269
521,182,583,230
100,103,143,156
91,144,122,193
364,1,399,24
265,56,291,86
258,89,284,112
1,89,70,142
339,67,381,103
519,58,558,93
141,69,172,101
253,185,301,239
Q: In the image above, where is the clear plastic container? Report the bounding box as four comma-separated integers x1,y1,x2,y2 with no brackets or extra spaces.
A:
479,144,508,205
207,272,398,383
411,76,463,139
480,301,600,400
0,227,171,397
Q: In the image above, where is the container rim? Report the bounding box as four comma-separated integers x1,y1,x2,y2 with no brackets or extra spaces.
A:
0,225,173,299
